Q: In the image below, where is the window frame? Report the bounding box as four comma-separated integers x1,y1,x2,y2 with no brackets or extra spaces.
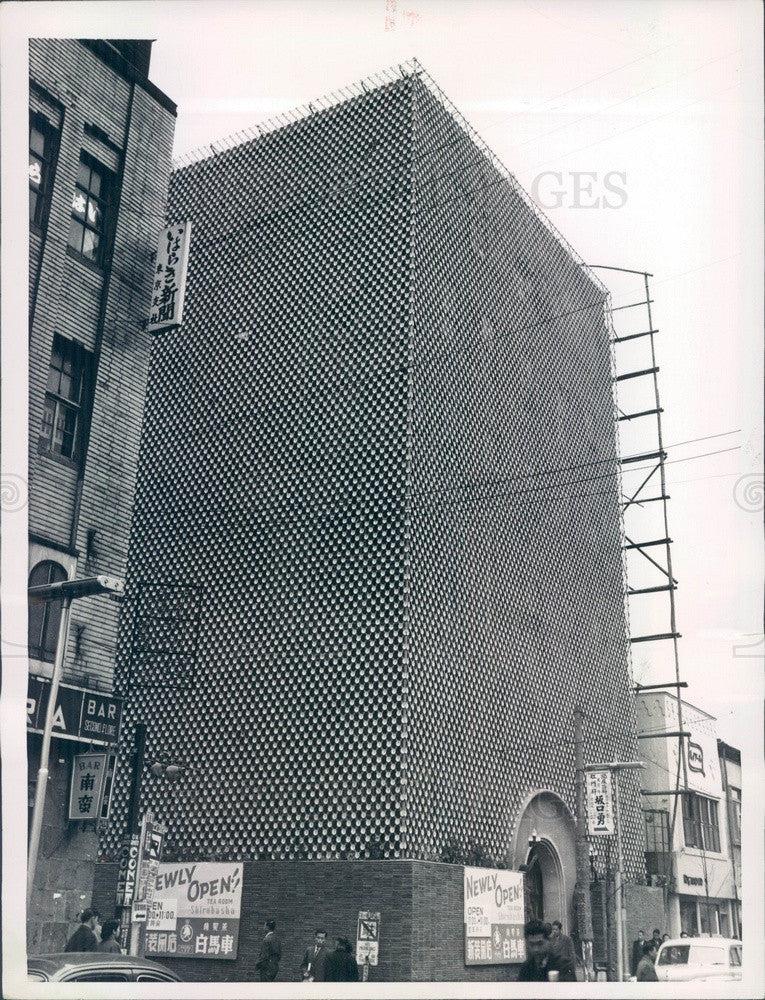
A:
29,112,58,229
682,791,721,853
39,333,93,464
67,152,114,266
28,560,68,662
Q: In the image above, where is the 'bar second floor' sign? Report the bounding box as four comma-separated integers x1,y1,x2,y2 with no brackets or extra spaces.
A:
27,675,122,745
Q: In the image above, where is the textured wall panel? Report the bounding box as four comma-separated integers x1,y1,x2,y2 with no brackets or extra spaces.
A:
106,69,643,878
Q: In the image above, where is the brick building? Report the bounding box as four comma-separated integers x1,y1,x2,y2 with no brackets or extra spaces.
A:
27,38,175,951
104,63,645,980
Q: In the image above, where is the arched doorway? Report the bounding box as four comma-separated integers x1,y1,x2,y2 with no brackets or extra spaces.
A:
512,790,577,930
524,849,544,922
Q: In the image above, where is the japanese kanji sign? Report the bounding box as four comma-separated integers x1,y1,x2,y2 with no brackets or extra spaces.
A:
68,753,107,820
148,222,192,332
464,867,526,965
356,910,380,966
145,862,242,960
586,769,615,835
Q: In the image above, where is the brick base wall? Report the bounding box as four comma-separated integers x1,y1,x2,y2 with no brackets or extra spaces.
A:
93,859,521,982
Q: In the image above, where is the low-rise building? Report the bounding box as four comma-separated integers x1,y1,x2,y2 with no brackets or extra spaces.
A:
636,692,741,938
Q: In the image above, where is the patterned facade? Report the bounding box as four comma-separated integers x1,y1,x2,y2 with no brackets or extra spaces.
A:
107,67,643,878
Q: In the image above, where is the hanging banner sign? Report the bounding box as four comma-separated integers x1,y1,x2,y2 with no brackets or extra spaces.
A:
464,867,526,965
115,833,141,907
68,753,108,820
148,221,192,332
586,769,615,835
145,862,243,960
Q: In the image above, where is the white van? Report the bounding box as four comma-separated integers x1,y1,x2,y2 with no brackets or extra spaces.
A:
655,938,742,982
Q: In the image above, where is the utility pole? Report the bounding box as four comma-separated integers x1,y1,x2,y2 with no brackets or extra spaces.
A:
585,760,644,982
573,707,594,980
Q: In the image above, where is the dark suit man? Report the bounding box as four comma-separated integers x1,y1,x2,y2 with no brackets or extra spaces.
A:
300,930,328,981
255,919,282,982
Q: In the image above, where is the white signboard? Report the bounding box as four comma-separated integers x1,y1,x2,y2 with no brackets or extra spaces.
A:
148,221,192,332
68,753,107,820
586,769,615,835
463,867,525,965
356,910,380,966
145,862,243,959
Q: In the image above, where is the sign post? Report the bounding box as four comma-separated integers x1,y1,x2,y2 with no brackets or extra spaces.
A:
356,910,380,977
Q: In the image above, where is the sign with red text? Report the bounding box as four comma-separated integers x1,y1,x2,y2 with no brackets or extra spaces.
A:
148,222,192,332
586,769,615,835
145,862,242,959
464,867,525,965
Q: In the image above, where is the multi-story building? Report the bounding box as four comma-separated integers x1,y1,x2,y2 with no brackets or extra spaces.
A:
636,692,741,938
27,38,175,951
99,63,646,981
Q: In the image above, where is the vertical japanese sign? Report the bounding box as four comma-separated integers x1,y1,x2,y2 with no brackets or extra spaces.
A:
148,221,192,332
68,753,107,820
586,769,615,835
146,862,243,959
356,910,380,967
464,867,526,965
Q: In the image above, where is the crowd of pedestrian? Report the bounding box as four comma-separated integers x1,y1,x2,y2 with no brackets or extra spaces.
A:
630,926,686,981
257,921,359,982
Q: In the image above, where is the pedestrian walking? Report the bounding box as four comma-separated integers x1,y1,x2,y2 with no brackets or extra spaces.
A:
636,940,659,982
97,919,122,954
323,937,359,982
651,927,663,951
517,919,576,982
630,929,645,977
547,920,576,979
64,908,101,952
300,929,328,981
255,919,282,982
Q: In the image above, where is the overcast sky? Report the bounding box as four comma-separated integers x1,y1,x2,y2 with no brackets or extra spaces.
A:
4,1,762,744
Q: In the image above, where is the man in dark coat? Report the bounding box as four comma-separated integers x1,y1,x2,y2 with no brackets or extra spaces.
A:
300,929,328,981
323,937,359,982
255,919,282,981
517,919,576,982
636,940,659,981
64,908,101,952
630,929,646,977
548,920,576,979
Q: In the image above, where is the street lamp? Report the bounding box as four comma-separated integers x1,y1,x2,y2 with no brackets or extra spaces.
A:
584,760,644,982
27,575,124,909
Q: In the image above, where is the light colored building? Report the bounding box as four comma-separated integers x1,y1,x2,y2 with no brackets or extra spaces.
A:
636,692,740,938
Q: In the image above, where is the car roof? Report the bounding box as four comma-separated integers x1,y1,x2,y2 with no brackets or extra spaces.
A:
29,952,178,975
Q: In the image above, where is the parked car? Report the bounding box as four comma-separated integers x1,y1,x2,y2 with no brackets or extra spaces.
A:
28,952,181,983
655,937,742,983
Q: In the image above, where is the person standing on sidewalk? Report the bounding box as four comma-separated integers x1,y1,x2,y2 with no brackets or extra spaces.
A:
64,909,101,952
636,941,659,982
255,919,282,982
323,937,359,982
300,929,328,981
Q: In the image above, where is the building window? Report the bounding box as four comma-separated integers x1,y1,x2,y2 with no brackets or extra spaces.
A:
29,114,56,226
67,154,113,263
728,786,741,845
679,899,698,936
682,792,721,852
40,334,92,461
28,561,67,661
